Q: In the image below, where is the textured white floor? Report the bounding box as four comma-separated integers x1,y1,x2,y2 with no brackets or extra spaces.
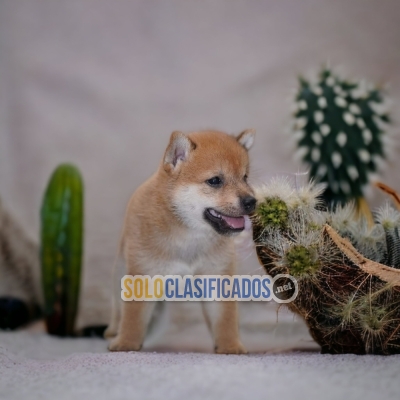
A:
1,315,400,400
1,340,400,400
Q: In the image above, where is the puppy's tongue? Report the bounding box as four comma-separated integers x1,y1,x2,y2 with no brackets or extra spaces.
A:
221,215,245,229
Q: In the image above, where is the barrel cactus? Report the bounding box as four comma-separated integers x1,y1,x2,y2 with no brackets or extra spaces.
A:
252,178,400,354
293,68,391,206
41,164,84,336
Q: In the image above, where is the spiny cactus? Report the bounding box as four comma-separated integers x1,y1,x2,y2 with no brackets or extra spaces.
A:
327,201,400,268
374,203,400,267
285,245,320,277
252,178,400,354
256,197,289,229
41,164,84,336
293,68,391,206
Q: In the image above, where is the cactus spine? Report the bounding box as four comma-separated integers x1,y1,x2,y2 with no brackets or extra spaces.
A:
41,164,84,336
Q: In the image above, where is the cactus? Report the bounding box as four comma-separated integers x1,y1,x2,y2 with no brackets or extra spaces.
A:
40,164,84,336
293,67,391,206
252,178,400,354
374,202,400,268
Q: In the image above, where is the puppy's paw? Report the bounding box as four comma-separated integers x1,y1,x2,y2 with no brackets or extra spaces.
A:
108,337,142,352
215,341,247,355
103,326,118,339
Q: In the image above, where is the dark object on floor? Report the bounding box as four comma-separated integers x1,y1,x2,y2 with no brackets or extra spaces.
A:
0,297,30,330
80,325,108,338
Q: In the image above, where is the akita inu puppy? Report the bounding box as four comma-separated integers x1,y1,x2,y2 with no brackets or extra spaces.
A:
105,129,256,354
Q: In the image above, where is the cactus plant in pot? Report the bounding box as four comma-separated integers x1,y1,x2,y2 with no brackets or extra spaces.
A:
252,178,400,354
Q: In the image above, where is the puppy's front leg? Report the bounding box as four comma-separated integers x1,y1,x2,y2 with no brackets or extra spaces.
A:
104,295,121,339
108,300,155,351
202,300,247,354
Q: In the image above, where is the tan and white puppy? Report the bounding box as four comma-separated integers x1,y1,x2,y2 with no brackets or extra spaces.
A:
106,129,256,354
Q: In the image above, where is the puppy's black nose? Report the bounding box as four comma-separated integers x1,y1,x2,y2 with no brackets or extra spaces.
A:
241,196,256,213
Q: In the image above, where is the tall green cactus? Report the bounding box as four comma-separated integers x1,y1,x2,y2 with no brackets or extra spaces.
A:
41,164,84,336
293,67,390,206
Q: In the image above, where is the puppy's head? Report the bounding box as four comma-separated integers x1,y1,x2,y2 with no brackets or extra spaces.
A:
163,129,256,236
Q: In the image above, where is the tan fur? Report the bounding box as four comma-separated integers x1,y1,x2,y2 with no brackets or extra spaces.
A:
106,129,256,354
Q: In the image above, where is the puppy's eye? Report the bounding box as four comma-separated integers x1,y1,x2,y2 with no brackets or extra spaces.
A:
244,174,248,182
206,176,223,187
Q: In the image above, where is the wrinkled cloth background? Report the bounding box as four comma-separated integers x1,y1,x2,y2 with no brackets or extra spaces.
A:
0,0,399,333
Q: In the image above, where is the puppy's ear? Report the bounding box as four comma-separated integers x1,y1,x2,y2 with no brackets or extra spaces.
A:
236,129,255,151
163,131,195,172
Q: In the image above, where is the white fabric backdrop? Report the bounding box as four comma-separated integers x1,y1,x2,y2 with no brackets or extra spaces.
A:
0,0,399,328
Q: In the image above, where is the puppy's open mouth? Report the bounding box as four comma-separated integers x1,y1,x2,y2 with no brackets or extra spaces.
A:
204,208,245,235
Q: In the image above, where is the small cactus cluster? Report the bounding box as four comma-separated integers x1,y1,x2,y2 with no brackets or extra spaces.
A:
252,177,400,354
330,202,400,269
292,68,391,205
41,164,84,336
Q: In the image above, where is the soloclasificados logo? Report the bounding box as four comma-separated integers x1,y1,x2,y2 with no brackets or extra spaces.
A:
121,275,298,304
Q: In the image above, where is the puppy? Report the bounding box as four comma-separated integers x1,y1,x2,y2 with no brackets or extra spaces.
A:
105,129,256,354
